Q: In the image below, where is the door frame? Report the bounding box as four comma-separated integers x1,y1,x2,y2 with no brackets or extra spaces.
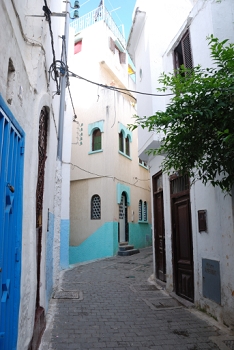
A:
153,171,166,282
170,174,194,302
29,107,48,349
119,192,128,243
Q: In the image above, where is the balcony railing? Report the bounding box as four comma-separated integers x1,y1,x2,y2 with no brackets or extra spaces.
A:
70,6,126,49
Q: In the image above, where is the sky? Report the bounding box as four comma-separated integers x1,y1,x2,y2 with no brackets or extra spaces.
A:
71,0,137,40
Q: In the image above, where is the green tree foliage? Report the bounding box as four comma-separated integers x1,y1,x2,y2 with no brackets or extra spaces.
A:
131,36,234,192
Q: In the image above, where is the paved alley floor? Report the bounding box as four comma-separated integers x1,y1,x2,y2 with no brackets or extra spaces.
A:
40,247,234,350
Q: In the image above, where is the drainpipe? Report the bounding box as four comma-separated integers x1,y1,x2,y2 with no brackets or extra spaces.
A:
57,0,70,160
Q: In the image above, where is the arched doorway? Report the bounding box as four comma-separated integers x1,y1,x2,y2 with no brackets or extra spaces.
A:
30,107,48,349
119,192,128,243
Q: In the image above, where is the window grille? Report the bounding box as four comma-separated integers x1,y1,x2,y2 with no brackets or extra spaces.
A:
139,158,147,167
174,31,193,72
143,201,147,221
182,32,193,69
171,174,189,194
91,195,101,219
139,200,142,221
156,174,163,192
119,195,124,219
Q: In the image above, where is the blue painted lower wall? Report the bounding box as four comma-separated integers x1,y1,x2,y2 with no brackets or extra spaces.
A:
69,222,118,265
45,212,54,311
60,219,70,269
129,223,152,249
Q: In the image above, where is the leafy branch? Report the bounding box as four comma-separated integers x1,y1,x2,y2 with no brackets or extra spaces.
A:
130,36,234,193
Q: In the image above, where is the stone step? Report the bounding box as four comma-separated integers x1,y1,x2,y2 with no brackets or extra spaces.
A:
118,249,140,256
119,242,128,246
118,245,134,252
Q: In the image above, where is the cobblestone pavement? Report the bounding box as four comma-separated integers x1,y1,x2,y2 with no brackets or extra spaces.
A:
40,247,233,350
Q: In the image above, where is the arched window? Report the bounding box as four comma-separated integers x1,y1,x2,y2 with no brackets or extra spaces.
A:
125,135,130,156
143,201,147,221
119,131,124,152
91,195,101,219
92,128,101,151
138,200,142,221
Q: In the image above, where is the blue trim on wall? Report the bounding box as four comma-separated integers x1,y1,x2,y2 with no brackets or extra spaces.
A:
60,219,70,269
88,120,104,135
118,150,132,160
117,183,130,205
118,122,132,142
128,223,152,249
46,212,54,311
69,222,118,264
88,149,103,155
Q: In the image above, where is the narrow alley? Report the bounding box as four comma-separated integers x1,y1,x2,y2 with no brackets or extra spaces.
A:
40,248,232,350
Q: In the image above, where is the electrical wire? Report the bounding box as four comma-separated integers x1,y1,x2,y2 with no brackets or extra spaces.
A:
68,68,234,99
110,90,117,128
69,70,138,100
68,70,174,97
43,0,60,94
106,0,123,29
11,0,58,135
63,161,151,191
62,36,78,120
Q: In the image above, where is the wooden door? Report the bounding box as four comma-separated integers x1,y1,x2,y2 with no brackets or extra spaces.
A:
171,175,194,302
153,173,166,282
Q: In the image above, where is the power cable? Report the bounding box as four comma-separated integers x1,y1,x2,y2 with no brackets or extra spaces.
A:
68,68,234,98
68,70,138,100
43,0,60,94
68,70,174,97
62,36,78,120
64,161,151,191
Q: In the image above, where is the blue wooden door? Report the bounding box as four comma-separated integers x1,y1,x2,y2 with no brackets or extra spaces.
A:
0,95,24,349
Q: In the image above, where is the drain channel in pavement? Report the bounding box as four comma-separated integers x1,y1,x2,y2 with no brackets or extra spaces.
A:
53,290,83,300
131,284,160,292
143,296,183,310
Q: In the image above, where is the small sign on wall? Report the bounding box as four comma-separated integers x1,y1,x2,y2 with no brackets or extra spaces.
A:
198,210,207,232
202,259,221,304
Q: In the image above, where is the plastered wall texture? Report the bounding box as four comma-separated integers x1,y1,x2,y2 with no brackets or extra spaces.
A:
0,1,72,348
69,222,119,264
46,212,55,312
69,18,152,265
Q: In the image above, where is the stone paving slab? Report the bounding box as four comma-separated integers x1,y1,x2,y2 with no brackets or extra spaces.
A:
40,248,232,350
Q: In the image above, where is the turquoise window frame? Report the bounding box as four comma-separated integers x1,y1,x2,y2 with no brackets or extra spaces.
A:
118,122,132,158
88,120,104,154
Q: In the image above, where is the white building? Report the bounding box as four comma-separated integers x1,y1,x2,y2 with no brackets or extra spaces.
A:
127,0,234,328
69,5,152,264
0,1,73,348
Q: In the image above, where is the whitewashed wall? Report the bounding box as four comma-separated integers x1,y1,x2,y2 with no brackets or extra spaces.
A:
0,0,72,348
70,20,151,247
130,0,234,327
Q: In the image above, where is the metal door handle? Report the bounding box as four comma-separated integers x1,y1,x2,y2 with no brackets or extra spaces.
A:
7,183,15,193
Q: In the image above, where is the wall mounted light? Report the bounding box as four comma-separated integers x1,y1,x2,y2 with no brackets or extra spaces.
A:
74,1,80,9
73,10,79,18
64,1,80,9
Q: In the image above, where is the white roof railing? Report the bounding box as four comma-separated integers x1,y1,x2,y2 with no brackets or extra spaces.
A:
70,5,126,49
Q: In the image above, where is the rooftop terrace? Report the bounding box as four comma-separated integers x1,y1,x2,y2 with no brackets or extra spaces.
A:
70,5,126,50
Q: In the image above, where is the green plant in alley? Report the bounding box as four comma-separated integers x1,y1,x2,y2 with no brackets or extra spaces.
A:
130,36,234,193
